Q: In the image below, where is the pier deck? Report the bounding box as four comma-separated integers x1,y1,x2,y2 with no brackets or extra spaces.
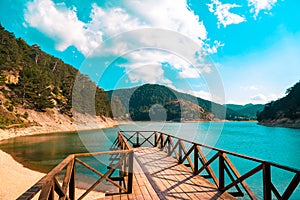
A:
103,147,234,200
104,147,235,200
18,131,300,200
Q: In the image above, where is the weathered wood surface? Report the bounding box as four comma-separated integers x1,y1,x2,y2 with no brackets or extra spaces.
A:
18,131,300,199
101,147,235,200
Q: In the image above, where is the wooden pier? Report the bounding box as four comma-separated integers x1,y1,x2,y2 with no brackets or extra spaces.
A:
18,131,300,200
101,147,234,200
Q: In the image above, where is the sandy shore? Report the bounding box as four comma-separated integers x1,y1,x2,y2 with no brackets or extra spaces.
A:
0,149,44,199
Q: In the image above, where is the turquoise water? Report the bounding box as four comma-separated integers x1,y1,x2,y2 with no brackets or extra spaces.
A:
0,122,299,198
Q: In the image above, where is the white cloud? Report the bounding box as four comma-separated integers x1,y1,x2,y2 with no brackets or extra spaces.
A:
248,0,278,19
207,0,246,28
24,0,214,55
24,0,103,55
122,0,207,42
119,50,172,84
119,49,208,84
126,64,171,84
24,0,220,90
88,4,146,39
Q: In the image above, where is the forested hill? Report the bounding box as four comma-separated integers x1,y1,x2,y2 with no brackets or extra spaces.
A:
225,104,264,120
257,81,300,128
107,84,252,121
0,25,111,128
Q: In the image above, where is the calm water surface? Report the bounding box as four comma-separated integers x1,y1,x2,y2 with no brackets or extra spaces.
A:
1,122,299,199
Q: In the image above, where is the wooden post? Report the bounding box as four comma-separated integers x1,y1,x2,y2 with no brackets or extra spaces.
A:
178,140,182,163
167,136,171,156
193,144,198,175
219,152,225,190
154,132,158,147
69,160,76,200
136,132,139,147
49,182,54,200
160,133,164,150
263,164,271,200
127,152,134,193
118,133,121,149
120,152,125,190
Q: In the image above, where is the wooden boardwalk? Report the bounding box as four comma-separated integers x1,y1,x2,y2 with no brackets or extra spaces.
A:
18,131,300,200
103,147,235,200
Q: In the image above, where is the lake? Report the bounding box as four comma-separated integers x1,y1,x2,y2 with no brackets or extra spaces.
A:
0,122,299,199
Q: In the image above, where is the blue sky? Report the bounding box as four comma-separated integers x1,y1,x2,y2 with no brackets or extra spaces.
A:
0,0,299,104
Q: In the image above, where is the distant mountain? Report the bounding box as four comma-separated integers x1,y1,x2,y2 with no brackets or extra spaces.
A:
107,84,251,121
0,25,112,128
225,104,264,120
257,81,300,128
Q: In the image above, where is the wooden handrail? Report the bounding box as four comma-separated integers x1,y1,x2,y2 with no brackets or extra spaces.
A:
120,130,300,200
117,131,133,150
18,150,134,200
120,130,300,173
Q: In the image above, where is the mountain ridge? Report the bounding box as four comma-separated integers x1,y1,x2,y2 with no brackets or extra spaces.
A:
106,83,260,121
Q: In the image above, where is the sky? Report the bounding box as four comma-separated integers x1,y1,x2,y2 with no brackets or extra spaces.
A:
0,0,299,105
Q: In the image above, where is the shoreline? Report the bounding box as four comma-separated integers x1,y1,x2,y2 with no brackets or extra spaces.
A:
0,116,124,142
0,119,259,142
258,122,300,129
258,118,300,129
0,126,116,142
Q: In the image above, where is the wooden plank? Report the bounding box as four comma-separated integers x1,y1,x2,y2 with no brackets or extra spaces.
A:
135,148,175,199
74,150,133,157
223,154,257,199
131,156,159,200
179,140,194,172
196,145,219,186
134,147,235,200
75,158,127,192
219,152,225,189
281,173,300,200
263,164,271,200
60,159,74,200
38,180,53,200
175,163,220,199
147,153,191,199
78,162,121,200
168,137,179,160
139,132,155,146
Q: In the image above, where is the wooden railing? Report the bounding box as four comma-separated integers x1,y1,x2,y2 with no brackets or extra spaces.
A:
119,131,300,200
18,150,134,200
